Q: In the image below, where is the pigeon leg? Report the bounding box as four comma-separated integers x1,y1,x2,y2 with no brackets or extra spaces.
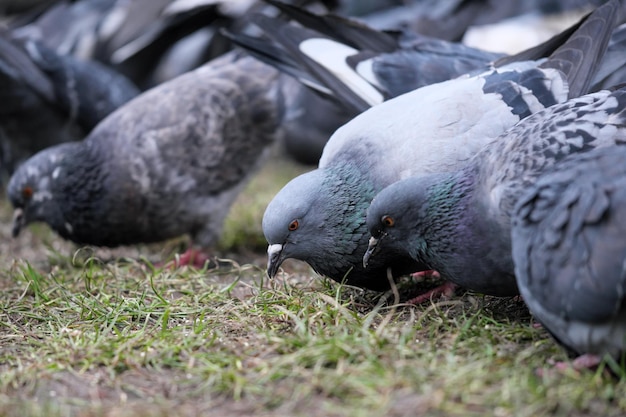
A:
536,354,604,378
406,281,458,305
410,270,440,280
167,248,212,269
554,354,602,372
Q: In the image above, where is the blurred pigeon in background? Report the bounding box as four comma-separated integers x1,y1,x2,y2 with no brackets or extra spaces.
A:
0,29,139,178
229,1,626,164
227,1,505,164
6,0,409,90
409,0,604,42
9,0,256,89
228,0,505,115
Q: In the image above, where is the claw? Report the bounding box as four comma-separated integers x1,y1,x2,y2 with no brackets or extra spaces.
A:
406,281,457,304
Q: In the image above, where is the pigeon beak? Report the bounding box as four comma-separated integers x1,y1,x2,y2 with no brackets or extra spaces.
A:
363,235,382,268
12,208,25,238
267,243,284,278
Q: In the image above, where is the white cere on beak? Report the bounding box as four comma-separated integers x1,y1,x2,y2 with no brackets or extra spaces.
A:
267,244,283,257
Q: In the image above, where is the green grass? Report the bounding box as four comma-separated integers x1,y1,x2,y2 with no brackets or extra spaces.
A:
1,155,625,417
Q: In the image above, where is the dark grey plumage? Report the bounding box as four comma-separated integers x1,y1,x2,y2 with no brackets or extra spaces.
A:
512,145,626,359
365,86,626,296
263,0,625,291
11,0,254,89
228,0,505,115
0,31,139,175
11,0,384,90
20,37,141,130
8,51,284,249
227,3,503,165
279,80,354,165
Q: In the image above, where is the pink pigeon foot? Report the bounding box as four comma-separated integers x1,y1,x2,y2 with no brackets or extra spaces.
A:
536,354,603,378
162,248,213,269
555,354,602,372
407,281,458,305
410,270,441,280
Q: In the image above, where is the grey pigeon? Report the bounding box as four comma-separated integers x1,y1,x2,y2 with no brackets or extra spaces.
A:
408,0,605,42
7,51,284,258
278,81,355,165
228,1,626,165
11,0,257,89
227,0,505,115
10,0,374,90
364,85,626,297
262,0,625,291
512,145,626,362
225,1,506,164
0,30,139,176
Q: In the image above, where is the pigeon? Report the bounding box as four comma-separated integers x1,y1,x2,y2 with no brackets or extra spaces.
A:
262,0,625,291
364,84,626,297
10,0,259,89
10,0,379,90
226,0,504,164
0,30,140,176
511,145,626,363
227,0,506,116
7,51,284,262
228,1,626,165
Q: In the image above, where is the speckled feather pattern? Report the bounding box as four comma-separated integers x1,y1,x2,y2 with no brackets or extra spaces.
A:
513,146,626,357
8,51,283,248
481,88,626,221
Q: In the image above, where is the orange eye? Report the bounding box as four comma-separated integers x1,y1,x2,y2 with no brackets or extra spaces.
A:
381,215,395,227
22,187,33,199
288,219,299,231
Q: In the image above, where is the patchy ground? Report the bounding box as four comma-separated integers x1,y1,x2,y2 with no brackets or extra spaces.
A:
1,156,626,417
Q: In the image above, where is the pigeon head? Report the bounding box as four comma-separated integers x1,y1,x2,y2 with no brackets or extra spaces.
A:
363,175,436,269
262,165,389,282
263,162,429,290
7,142,79,238
364,167,519,296
263,169,331,278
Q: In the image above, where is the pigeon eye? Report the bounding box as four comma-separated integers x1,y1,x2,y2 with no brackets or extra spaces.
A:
288,219,299,231
22,187,33,200
381,215,395,227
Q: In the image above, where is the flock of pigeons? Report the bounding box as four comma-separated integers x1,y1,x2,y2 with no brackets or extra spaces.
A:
2,0,626,369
